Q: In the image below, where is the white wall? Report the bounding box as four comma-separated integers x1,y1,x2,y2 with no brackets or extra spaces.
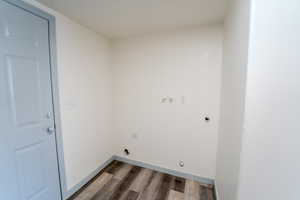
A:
24,0,113,194
238,1,300,200
112,26,223,179
216,0,250,200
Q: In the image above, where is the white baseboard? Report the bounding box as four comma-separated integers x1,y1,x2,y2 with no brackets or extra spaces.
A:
114,155,214,185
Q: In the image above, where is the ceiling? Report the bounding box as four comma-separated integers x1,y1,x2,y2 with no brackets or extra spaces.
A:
37,0,227,39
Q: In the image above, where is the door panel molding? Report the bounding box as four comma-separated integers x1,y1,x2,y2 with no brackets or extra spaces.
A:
2,0,67,199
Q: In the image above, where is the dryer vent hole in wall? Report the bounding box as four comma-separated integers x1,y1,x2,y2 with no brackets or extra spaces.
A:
124,148,130,156
205,117,210,122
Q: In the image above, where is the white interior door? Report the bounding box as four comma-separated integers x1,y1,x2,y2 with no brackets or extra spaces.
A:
0,1,61,199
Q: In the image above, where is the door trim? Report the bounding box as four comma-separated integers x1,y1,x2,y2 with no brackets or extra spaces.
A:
2,0,67,199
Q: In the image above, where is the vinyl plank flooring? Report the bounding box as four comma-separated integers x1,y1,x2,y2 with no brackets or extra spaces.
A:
124,190,139,200
184,180,200,200
110,166,142,200
137,172,163,200
173,177,186,193
155,174,173,200
199,186,208,200
91,178,120,200
74,172,113,200
167,190,184,200
206,188,214,200
114,164,133,180
129,168,153,193
135,171,155,200
104,161,124,175
68,161,215,200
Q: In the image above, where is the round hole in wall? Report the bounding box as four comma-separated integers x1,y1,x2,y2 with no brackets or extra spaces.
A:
124,148,130,156
205,117,210,122
179,161,184,167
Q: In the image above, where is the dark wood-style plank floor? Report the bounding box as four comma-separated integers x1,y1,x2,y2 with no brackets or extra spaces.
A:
68,161,215,200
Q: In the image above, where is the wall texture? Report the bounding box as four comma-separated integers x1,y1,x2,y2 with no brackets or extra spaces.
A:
238,1,300,200
112,26,223,179
216,0,250,200
25,0,113,193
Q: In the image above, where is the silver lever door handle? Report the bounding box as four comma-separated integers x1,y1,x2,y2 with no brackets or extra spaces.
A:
47,127,55,135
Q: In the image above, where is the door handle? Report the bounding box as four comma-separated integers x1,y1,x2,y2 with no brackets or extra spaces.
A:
47,127,55,135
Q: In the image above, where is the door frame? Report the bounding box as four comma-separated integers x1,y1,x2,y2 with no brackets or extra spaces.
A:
2,0,67,199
